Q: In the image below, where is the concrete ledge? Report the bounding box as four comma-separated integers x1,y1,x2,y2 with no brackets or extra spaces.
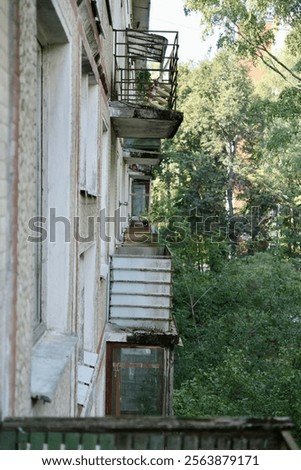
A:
110,102,183,139
31,333,77,403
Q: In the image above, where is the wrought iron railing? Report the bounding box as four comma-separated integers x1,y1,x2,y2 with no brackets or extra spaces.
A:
113,30,179,110
0,417,298,450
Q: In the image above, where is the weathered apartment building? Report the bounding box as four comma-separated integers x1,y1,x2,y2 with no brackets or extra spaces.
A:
1,2,299,451
0,0,183,420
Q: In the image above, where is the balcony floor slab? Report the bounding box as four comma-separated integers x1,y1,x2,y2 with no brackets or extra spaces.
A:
110,102,183,139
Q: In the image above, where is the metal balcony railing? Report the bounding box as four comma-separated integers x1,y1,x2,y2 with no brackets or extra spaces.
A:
113,29,179,110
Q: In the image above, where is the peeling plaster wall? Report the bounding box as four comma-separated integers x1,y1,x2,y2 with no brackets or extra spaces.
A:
31,357,75,417
13,0,38,417
0,0,12,420
0,0,139,419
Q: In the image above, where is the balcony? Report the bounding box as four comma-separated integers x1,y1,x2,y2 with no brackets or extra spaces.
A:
123,138,162,166
110,29,183,139
109,243,173,333
0,417,297,449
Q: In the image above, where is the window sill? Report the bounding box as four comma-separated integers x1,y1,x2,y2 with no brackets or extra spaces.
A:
31,332,77,403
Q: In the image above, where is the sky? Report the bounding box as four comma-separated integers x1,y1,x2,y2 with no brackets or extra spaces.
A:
149,0,217,63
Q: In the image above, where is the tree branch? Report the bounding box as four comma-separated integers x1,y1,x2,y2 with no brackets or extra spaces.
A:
229,22,301,87
256,32,301,83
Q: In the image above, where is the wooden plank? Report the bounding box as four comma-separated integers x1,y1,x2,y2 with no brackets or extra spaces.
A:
64,432,82,450
47,432,64,450
2,416,295,434
82,433,98,450
0,430,17,450
148,434,164,450
215,436,232,450
232,436,248,450
132,433,149,450
29,432,47,450
115,369,121,417
164,433,182,450
98,433,115,450
281,430,299,450
182,434,199,449
113,362,161,370
115,433,132,450
17,429,28,450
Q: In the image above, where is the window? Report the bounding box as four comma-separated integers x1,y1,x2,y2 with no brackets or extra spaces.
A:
80,71,99,195
131,179,150,218
33,40,45,341
106,343,165,416
31,0,77,405
100,118,110,275
34,0,71,337
79,245,96,352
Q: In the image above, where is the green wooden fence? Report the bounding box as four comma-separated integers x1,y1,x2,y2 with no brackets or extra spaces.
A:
0,416,298,450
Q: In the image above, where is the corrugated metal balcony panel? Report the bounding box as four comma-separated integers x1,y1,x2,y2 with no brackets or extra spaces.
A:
111,256,171,270
111,269,172,283
109,250,173,331
111,281,171,295
110,305,171,319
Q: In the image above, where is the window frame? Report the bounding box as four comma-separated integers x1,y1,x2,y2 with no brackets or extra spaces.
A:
33,39,46,343
105,342,166,416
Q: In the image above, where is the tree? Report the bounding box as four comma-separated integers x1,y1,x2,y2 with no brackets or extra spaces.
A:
173,253,301,443
152,52,262,256
185,0,301,87
238,50,301,256
150,26,301,445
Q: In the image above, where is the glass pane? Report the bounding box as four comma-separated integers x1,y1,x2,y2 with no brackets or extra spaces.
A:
112,347,164,416
132,183,146,217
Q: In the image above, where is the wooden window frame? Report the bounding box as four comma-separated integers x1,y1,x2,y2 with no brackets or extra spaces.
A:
106,342,165,416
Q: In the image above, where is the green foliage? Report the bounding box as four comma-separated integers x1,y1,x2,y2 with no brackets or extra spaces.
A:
172,253,301,442
151,24,301,444
152,53,260,250
136,70,153,102
241,84,301,255
184,0,301,87
174,53,255,154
